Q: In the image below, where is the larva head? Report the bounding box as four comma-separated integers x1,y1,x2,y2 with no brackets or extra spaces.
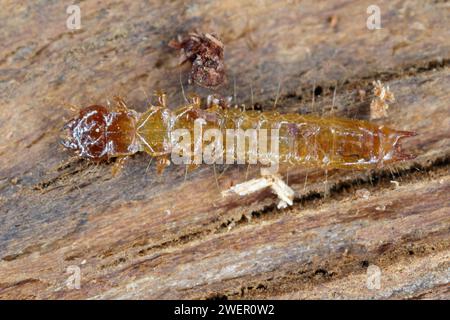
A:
378,127,417,164
61,105,109,161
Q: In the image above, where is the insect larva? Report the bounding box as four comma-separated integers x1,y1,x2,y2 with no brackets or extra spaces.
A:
62,94,416,173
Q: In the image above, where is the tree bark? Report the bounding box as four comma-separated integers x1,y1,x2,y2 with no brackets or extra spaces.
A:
0,0,448,299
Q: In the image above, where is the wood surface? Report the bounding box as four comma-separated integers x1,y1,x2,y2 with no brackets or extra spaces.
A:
0,0,449,299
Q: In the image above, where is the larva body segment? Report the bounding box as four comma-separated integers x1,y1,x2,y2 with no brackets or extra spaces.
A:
136,106,172,157
62,99,416,170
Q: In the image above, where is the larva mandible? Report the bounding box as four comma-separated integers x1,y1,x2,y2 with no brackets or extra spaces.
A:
61,93,416,174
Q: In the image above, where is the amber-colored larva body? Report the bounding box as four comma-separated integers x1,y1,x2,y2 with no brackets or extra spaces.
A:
62,96,416,172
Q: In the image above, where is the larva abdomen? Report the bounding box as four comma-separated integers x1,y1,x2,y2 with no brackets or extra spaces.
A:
170,106,416,169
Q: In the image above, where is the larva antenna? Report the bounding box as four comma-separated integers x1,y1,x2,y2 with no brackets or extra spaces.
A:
61,117,78,150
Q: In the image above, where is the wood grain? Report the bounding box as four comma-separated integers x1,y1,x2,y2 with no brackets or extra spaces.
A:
0,0,449,299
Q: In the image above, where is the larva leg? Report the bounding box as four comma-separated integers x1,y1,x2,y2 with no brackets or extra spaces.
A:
286,166,289,185
155,155,171,175
213,164,221,192
303,171,308,192
206,94,232,109
111,155,129,176
187,162,200,173
184,165,189,182
113,96,129,112
187,93,201,108
145,157,154,174
154,90,167,108
182,163,202,182
324,167,330,198
245,163,251,180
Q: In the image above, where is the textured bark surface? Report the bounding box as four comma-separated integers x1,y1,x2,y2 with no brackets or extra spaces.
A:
0,0,449,299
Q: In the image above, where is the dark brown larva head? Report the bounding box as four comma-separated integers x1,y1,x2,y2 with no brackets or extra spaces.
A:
61,105,109,161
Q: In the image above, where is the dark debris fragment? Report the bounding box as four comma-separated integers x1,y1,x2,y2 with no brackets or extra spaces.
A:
169,32,226,89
